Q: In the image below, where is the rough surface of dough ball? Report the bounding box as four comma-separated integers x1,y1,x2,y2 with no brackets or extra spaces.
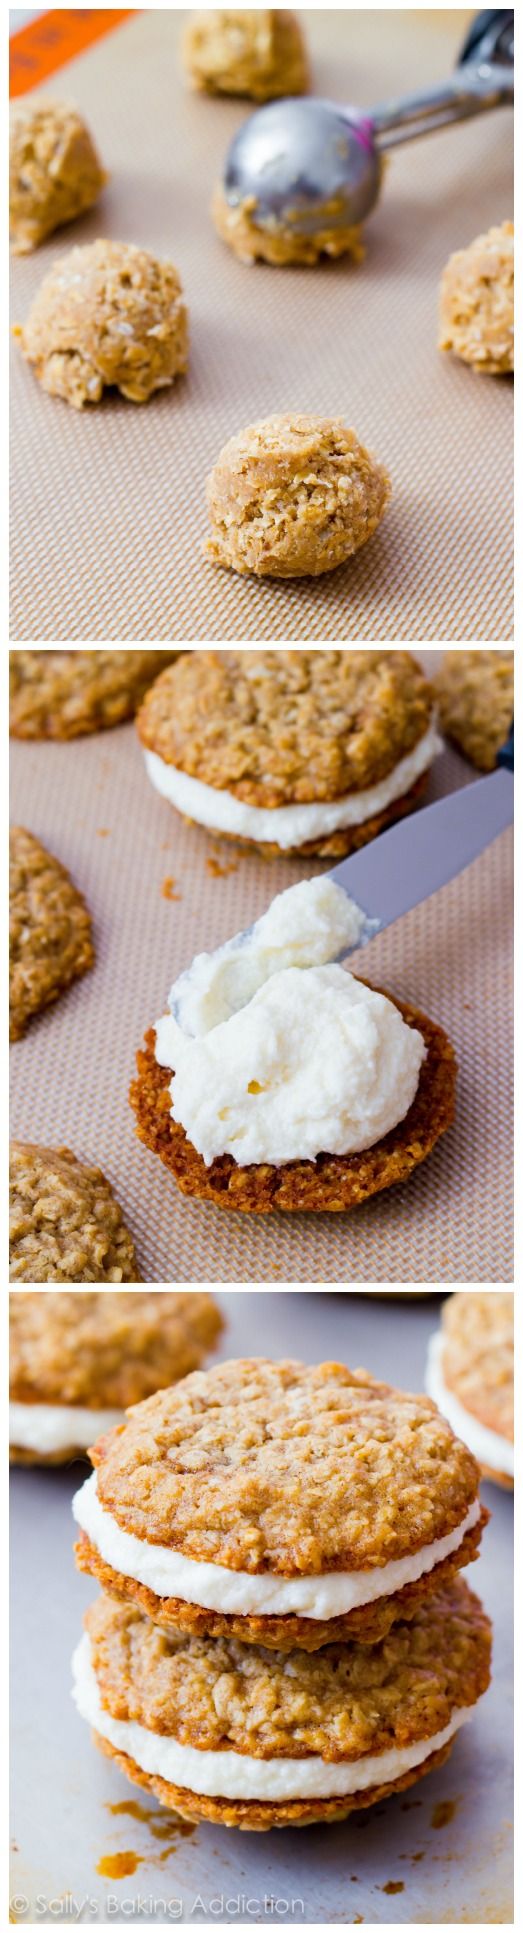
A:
182,9,308,100
205,414,390,577
19,239,189,408
438,221,514,374
10,100,106,255
435,651,514,770
212,182,364,267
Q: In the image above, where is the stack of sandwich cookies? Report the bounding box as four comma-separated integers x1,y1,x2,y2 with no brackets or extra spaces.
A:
137,649,441,859
426,1293,514,1490
9,1291,222,1465
72,1358,491,1828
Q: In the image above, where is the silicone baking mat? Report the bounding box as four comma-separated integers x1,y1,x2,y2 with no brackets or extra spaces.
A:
9,9,513,643
10,1292,514,1924
9,649,513,1284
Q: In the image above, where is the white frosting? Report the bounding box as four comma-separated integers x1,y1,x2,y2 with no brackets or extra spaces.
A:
426,1333,514,1480
154,962,426,1167
9,1401,124,1455
72,1471,480,1618
144,721,441,849
167,877,368,1037
72,1634,472,1801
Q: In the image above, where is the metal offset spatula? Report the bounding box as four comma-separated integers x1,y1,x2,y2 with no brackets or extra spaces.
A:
222,10,514,246
332,727,514,959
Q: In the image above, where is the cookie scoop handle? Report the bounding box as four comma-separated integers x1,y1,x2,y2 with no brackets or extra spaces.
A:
371,9,513,149
331,766,514,953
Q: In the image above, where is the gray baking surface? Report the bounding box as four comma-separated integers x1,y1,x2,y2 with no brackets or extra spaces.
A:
9,650,514,1284
10,1290,514,1925
9,9,513,642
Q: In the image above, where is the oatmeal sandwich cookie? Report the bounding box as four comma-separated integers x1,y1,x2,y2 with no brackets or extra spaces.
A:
72,1581,490,1830
10,1291,222,1464
435,651,514,772
10,826,94,1041
10,1143,141,1285
205,416,390,578
426,1293,514,1491
138,650,440,858
18,240,188,408
10,650,179,740
10,100,106,255
74,1357,487,1652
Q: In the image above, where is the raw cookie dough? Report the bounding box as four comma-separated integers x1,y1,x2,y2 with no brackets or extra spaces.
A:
10,100,106,255
182,10,308,100
10,650,179,738
10,826,94,1041
205,415,390,577
10,1143,141,1283
435,651,513,770
438,221,514,374
19,240,189,408
212,182,364,267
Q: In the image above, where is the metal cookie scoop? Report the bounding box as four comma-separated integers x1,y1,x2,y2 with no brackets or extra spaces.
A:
222,9,513,244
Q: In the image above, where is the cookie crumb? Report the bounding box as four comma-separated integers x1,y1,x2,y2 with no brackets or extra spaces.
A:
161,875,182,901
206,853,238,877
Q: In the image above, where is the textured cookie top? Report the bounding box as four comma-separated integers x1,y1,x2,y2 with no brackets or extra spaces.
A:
10,1289,222,1403
10,826,94,1041
182,10,308,101
435,651,513,771
9,1145,141,1285
137,650,432,806
86,1580,491,1759
442,1293,513,1442
10,650,177,739
93,1357,479,1572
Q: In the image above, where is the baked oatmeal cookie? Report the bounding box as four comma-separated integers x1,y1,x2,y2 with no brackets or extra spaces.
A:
181,10,308,100
9,1143,141,1283
212,183,364,267
10,826,94,1041
426,1293,513,1491
129,990,456,1214
10,100,106,254
72,1581,491,1828
435,651,513,771
19,240,188,407
137,650,438,858
10,650,178,739
204,416,390,576
439,221,514,374
73,1355,485,1650
10,1290,222,1463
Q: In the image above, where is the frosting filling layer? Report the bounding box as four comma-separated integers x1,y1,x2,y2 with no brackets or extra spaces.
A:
144,721,441,849
426,1334,514,1480
73,1471,480,1618
10,1401,124,1454
72,1634,472,1802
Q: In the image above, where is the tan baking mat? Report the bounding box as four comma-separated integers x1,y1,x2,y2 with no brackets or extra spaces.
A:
9,648,513,1283
10,9,513,644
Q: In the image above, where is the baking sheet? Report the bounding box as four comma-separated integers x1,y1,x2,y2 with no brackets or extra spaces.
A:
9,1289,514,1924
9,8,513,643
9,648,514,1285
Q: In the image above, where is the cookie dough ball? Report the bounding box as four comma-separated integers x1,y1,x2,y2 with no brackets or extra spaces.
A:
19,239,189,408
10,650,179,739
182,9,308,100
435,651,514,770
205,414,391,577
212,182,364,268
10,1143,141,1283
10,827,94,1041
10,100,106,255
438,221,514,375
